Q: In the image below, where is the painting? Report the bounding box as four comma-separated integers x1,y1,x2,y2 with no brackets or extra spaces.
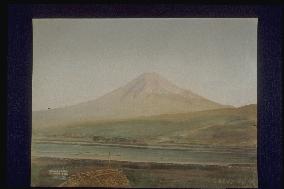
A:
31,18,258,188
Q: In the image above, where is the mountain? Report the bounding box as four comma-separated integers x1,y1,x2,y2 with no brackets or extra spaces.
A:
33,72,231,128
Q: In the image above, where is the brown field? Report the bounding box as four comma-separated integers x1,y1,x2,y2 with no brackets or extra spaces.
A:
31,156,257,188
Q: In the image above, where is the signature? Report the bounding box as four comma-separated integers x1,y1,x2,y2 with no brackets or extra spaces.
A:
48,169,68,180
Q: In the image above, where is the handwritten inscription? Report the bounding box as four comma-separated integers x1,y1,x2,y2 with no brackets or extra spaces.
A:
48,169,68,180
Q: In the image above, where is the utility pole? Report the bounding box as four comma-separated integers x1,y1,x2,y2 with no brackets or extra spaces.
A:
108,152,111,169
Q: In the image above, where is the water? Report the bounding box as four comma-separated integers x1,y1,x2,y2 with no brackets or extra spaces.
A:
32,142,256,165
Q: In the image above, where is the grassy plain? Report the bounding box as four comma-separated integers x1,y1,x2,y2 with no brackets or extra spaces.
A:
33,105,257,148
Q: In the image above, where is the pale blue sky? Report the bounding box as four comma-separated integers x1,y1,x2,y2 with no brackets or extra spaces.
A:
33,18,257,111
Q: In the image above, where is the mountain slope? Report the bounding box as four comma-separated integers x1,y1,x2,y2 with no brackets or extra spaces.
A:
33,72,230,128
34,105,257,147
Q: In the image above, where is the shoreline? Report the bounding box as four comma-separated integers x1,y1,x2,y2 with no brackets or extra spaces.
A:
32,139,257,153
32,155,257,168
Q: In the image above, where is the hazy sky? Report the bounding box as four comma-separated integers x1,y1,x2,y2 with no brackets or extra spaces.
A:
33,18,257,111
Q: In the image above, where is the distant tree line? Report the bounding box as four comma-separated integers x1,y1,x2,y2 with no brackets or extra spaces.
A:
92,136,143,144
